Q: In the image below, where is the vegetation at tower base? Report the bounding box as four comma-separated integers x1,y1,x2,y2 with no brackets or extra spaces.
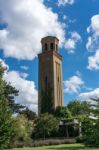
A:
19,107,37,121
54,106,72,119
41,86,54,114
32,113,59,139
9,114,33,149
67,100,91,117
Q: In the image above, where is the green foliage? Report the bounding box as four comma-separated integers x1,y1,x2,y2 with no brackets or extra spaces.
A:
0,63,24,149
3,81,25,113
33,113,59,139
82,117,97,146
91,98,99,116
19,107,37,120
67,100,91,117
0,64,13,149
9,115,33,148
67,100,81,116
0,98,14,149
82,98,99,147
0,63,24,114
54,106,72,119
41,87,54,114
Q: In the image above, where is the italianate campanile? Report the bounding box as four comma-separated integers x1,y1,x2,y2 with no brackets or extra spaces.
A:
38,36,63,115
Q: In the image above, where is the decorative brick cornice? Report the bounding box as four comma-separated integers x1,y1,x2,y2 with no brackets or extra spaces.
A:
38,50,62,60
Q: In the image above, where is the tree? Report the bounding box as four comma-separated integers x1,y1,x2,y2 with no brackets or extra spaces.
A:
82,98,99,147
91,98,99,116
0,63,24,113
0,97,14,149
19,107,37,120
81,101,91,115
67,100,91,117
9,115,33,148
33,113,59,139
54,106,72,119
0,64,13,149
0,63,23,148
3,80,25,113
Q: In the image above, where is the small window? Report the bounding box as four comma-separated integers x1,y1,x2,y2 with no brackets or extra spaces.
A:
50,43,54,50
45,43,48,51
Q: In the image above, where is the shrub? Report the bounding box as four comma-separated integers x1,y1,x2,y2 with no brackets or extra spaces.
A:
32,138,76,147
82,117,99,147
76,136,84,143
33,113,59,139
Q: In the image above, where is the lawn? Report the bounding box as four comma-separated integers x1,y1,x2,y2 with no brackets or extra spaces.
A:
8,144,99,150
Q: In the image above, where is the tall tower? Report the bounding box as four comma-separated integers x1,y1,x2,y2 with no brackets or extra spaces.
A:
38,36,63,115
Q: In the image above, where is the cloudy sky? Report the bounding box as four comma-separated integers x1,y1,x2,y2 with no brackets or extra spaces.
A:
0,0,99,113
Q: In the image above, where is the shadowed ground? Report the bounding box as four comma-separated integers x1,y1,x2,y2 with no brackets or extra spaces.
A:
7,144,99,150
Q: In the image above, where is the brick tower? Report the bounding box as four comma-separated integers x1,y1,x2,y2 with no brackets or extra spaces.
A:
38,36,63,115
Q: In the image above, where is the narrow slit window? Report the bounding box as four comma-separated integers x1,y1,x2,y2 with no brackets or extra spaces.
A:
58,77,59,83
56,44,58,51
45,76,48,89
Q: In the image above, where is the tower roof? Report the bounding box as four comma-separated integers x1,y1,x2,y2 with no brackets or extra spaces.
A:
41,36,59,43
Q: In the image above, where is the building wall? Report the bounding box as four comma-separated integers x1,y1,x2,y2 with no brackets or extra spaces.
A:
53,54,63,108
38,51,54,114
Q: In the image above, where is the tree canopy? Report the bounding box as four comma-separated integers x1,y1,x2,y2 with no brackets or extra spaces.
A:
54,106,72,119
67,100,91,117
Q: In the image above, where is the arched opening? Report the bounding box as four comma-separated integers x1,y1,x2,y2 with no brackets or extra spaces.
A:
45,43,48,51
50,43,54,50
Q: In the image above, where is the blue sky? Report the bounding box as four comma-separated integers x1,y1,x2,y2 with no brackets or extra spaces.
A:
0,0,99,112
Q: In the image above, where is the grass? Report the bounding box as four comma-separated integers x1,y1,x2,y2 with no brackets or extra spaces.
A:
8,144,99,150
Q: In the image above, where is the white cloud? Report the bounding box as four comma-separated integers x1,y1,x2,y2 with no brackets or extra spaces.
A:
0,58,9,70
86,15,99,51
88,15,99,36
63,15,67,20
20,72,29,79
87,50,99,70
86,37,93,50
79,88,99,101
64,75,84,94
86,15,99,71
21,66,28,71
0,0,65,60
65,32,81,53
4,71,38,113
57,0,75,6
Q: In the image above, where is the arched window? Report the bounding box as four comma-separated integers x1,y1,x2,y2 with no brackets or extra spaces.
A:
50,43,54,50
45,43,48,51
